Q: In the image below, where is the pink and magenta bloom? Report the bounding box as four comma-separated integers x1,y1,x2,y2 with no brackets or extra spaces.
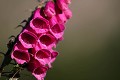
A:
11,0,72,80
30,17,49,34
11,50,30,64
56,0,69,11
44,1,56,17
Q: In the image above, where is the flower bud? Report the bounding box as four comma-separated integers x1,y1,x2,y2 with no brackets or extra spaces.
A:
44,1,56,17
65,0,71,4
64,8,72,19
56,0,68,11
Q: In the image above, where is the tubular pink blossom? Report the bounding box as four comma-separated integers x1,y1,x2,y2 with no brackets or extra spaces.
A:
39,33,56,49
27,57,43,72
27,42,42,56
48,50,59,68
33,8,42,19
50,23,65,39
64,8,72,19
65,0,71,4
27,57,48,80
55,2,62,14
13,41,27,50
10,0,72,79
56,0,68,11
50,51,58,63
35,49,51,65
44,1,56,17
11,50,30,64
19,29,38,48
35,49,51,59
25,25,38,35
30,17,49,33
48,16,58,27
32,66,48,80
56,13,67,24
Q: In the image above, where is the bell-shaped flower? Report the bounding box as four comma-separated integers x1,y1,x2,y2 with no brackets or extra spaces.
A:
48,50,59,68
65,0,71,4
25,25,38,36
64,8,72,19
56,0,68,11
33,8,43,18
56,13,67,24
32,66,48,80
35,49,51,65
28,42,41,56
44,1,56,17
50,23,65,39
13,41,27,50
19,29,38,48
30,17,49,34
51,51,59,62
27,57,48,80
27,57,42,72
48,16,58,27
11,50,30,64
39,33,56,49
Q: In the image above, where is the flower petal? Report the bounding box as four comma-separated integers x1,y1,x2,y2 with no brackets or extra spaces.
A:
11,50,30,64
44,1,56,17
36,49,50,59
27,57,43,72
56,0,68,11
32,66,48,80
39,33,56,49
35,49,51,65
19,29,38,48
65,0,71,4
50,23,65,39
48,50,59,68
64,8,72,19
30,17,49,33
33,8,42,19
56,13,67,24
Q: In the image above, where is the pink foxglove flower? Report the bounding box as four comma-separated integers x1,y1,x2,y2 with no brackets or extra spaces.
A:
48,50,59,68
27,57,42,72
48,16,58,27
30,17,49,34
65,0,71,4
10,0,72,80
35,49,51,65
64,8,72,19
56,13,67,24
13,41,27,50
33,8,44,19
39,33,56,49
32,66,48,80
27,57,48,80
11,50,30,64
44,1,56,17
19,29,38,48
56,0,68,11
50,23,65,39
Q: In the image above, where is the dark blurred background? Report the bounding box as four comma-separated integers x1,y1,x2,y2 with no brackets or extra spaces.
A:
0,0,120,80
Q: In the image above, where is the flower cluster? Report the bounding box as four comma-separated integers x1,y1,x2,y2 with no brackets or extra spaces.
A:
11,0,72,80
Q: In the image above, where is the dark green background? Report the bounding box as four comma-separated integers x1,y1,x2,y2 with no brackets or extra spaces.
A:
0,0,120,80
